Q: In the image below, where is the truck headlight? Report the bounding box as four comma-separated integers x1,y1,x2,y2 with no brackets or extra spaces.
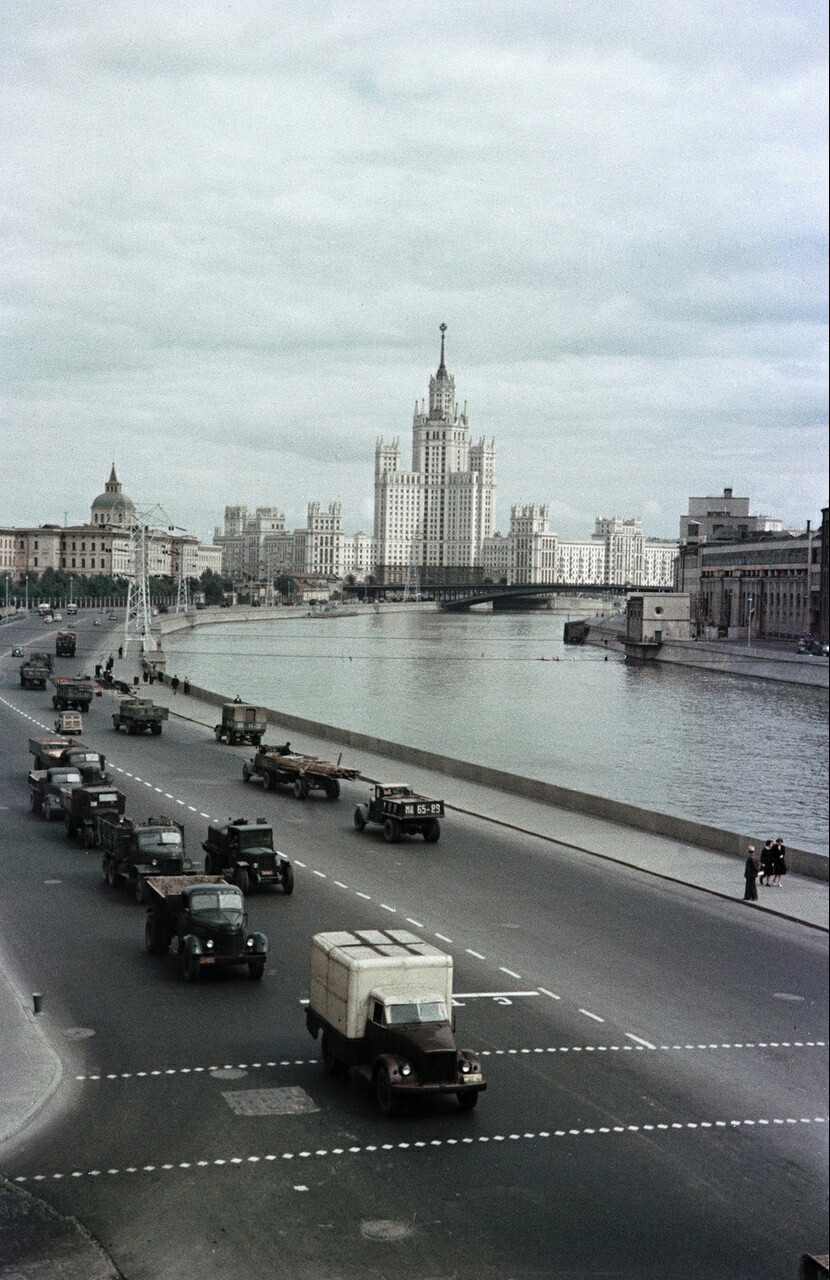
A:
460,1060,471,1074
205,939,214,950
246,938,254,948
399,1063,412,1077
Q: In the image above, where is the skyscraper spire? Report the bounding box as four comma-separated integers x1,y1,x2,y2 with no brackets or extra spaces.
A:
438,322,447,374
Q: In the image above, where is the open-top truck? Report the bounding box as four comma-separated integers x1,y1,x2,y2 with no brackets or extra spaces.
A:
52,675,96,712
55,711,83,736
243,744,360,800
201,818,293,895
213,704,267,746
353,783,444,843
20,651,53,690
94,815,194,902
306,929,485,1115
28,766,83,819
29,737,109,784
62,783,126,845
144,876,269,981
55,631,77,658
112,698,169,736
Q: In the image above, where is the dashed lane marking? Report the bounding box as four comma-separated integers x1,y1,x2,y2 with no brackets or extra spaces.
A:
466,949,486,960
435,933,453,943
579,1009,605,1023
626,1033,657,1050
539,988,561,1000
69,1039,824,1080
12,1117,826,1183
500,967,522,979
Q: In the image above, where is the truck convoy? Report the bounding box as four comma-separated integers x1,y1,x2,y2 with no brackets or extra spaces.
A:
201,818,294,894
20,651,53,690
353,783,444,843
95,815,194,902
29,737,109,784
62,783,127,844
55,631,77,658
305,929,485,1114
28,766,83,819
144,877,269,980
52,675,96,712
213,704,268,746
243,745,361,800
112,698,169,736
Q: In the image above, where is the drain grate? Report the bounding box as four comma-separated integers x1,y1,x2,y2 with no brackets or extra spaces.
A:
222,1086,320,1116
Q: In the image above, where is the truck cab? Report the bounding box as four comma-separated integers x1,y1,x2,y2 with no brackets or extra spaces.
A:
61,748,109,785
144,878,268,981
202,818,293,896
98,816,193,902
62,784,126,844
28,767,83,819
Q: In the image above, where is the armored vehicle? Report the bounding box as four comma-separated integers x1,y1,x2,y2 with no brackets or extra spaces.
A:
20,652,52,690
62,783,126,845
112,698,169,736
28,766,83,820
243,744,360,801
354,783,444,843
201,818,293,895
52,675,96,712
144,877,268,981
213,704,267,746
55,631,77,658
306,929,485,1115
95,815,193,902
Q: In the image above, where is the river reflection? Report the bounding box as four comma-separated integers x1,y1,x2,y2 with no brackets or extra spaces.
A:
164,610,829,853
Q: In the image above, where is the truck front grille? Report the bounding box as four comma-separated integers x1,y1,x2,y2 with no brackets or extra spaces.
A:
418,1052,457,1085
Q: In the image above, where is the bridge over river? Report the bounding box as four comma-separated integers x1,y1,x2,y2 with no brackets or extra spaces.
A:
345,581,665,610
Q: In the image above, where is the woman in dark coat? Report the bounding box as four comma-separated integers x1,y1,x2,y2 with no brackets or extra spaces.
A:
743,847,759,901
759,840,775,886
772,838,787,886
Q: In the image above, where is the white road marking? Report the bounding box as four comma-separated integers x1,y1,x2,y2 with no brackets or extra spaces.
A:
200,812,210,818
406,917,425,928
579,1009,605,1023
356,892,371,900
435,933,453,943
12,1117,826,1183
500,967,522,979
312,870,327,879
626,1033,657,1050
539,988,561,1000
466,949,486,960
380,904,397,913
334,881,349,889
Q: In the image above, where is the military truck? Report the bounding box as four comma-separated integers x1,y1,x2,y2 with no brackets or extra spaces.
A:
52,675,96,712
28,766,83,819
95,815,194,903
62,783,126,845
144,877,269,981
201,818,293,895
305,929,485,1115
353,783,444,843
243,745,360,800
20,651,53,690
112,698,169,736
213,704,267,746
29,737,109,784
55,631,77,658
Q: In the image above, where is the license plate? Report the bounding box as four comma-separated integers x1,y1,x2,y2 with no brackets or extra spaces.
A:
199,956,216,965
464,1073,483,1083
260,870,273,877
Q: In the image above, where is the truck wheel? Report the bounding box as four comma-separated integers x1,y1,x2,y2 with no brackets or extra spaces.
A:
375,1068,399,1116
214,727,222,742
151,723,162,736
251,735,262,747
321,1031,341,1075
264,772,277,791
234,867,250,896
182,950,201,982
293,779,308,800
383,818,401,844
281,864,294,895
353,808,366,831
324,779,340,801
248,958,265,980
242,763,252,783
135,876,148,905
424,820,441,843
106,859,117,887
101,857,109,882
457,1090,479,1112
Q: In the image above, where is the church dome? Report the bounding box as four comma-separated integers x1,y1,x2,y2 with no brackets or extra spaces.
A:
91,465,137,528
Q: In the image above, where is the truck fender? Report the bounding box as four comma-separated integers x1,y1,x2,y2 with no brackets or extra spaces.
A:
249,931,268,955
183,934,204,958
372,1052,409,1082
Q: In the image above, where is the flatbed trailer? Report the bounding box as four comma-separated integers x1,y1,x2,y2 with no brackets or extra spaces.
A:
243,745,361,800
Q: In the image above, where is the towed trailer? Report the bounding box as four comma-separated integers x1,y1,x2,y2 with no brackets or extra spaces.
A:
243,744,361,800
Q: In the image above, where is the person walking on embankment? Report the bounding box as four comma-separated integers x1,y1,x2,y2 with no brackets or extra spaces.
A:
743,846,759,901
759,840,775,886
771,838,787,887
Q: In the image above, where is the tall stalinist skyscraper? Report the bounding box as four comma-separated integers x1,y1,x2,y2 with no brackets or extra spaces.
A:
374,325,496,583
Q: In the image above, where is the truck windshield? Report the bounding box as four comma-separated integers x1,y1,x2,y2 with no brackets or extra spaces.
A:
237,830,272,850
54,771,81,785
137,831,182,850
387,1001,448,1025
69,753,101,764
190,891,243,920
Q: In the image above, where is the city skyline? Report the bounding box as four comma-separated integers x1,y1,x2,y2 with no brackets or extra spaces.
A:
2,2,826,544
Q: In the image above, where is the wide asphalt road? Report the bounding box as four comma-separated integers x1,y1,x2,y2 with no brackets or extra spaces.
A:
0,610,827,1279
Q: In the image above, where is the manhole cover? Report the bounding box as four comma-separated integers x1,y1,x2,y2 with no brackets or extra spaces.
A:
222,1086,319,1117
360,1220,414,1242
62,1027,96,1039
210,1067,248,1080
773,992,804,1001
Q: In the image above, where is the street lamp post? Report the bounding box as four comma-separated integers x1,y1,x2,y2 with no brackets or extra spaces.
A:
747,592,753,648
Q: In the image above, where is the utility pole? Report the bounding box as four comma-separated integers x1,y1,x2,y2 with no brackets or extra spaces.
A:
747,592,753,649
124,523,153,655
175,552,190,615
402,548,421,604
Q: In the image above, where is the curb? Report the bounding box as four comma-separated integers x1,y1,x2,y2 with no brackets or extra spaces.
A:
0,956,64,1148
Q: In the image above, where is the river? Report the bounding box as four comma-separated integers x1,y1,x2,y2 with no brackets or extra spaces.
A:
163,608,829,854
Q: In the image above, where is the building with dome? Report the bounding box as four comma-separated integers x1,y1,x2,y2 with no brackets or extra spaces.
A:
0,466,221,583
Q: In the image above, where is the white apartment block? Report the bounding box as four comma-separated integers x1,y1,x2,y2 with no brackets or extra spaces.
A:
374,325,496,581
224,502,376,584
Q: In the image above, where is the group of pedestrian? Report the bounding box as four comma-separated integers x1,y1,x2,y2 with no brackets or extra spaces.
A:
169,675,191,696
743,838,787,901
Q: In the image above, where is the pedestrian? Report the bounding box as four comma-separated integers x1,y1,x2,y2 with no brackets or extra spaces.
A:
233,693,242,703
772,837,787,887
183,678,190,696
133,675,139,687
171,675,180,695
94,664,102,679
743,846,759,901
142,668,149,683
118,645,123,659
759,840,775,886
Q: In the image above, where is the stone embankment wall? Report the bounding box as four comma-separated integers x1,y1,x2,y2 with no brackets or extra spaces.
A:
156,672,828,883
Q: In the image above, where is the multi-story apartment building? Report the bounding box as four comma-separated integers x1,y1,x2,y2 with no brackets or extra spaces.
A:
220,503,376,584
677,488,782,621
481,506,677,588
698,526,824,640
374,326,496,583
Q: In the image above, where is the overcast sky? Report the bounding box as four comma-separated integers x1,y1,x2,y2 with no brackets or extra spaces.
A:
2,0,827,543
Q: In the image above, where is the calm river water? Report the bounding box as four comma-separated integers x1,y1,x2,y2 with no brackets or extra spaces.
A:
164,609,829,854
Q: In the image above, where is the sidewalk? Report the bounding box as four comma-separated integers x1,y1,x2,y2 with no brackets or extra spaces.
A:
142,672,828,932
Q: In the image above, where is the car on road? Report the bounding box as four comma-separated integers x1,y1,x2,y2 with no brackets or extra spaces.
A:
107,612,118,620
93,619,101,626
42,614,54,624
